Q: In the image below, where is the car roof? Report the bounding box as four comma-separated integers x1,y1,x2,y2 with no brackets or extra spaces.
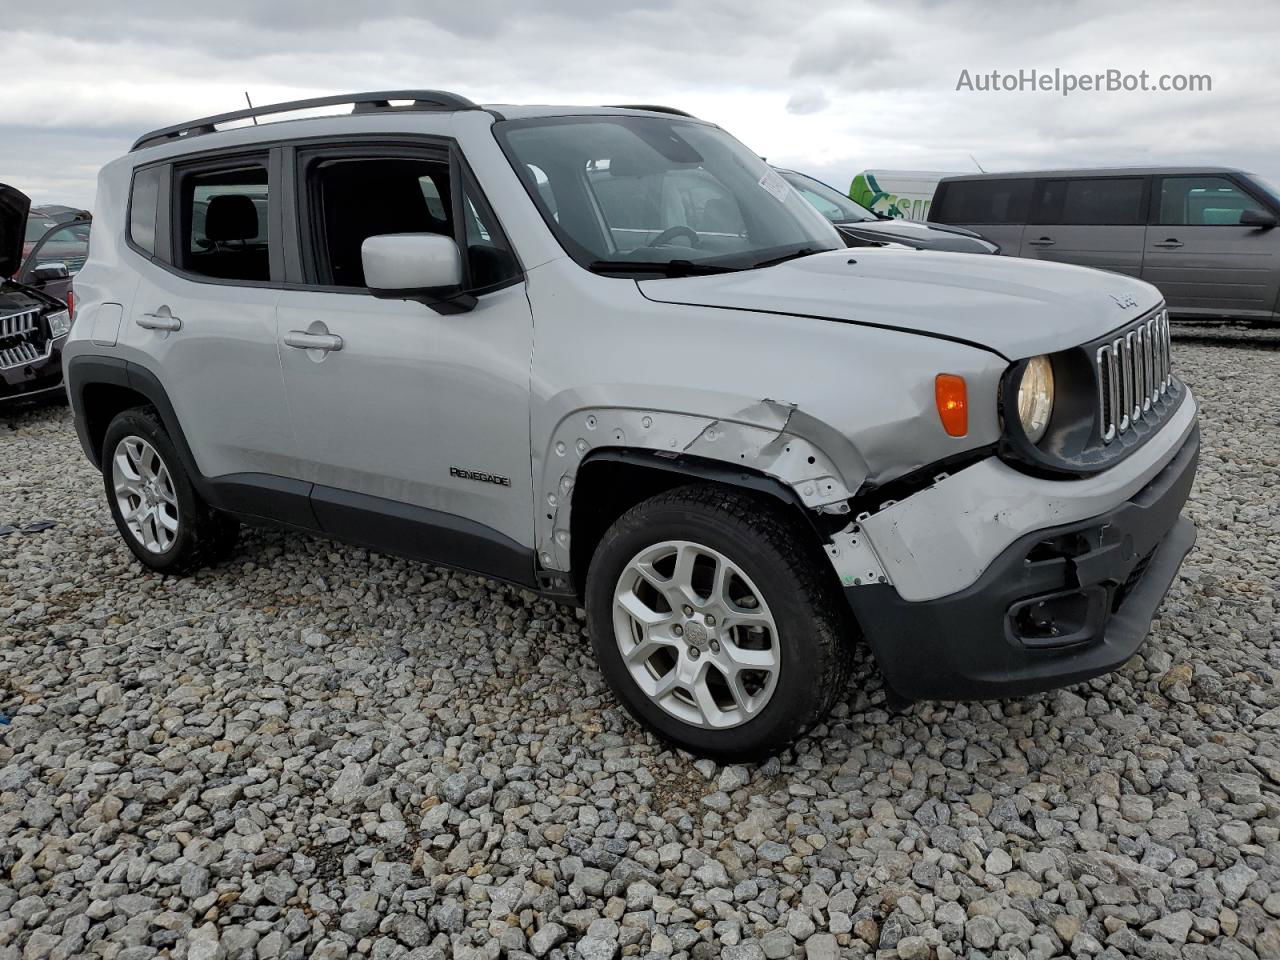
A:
129,91,710,154
484,104,705,121
940,165,1250,182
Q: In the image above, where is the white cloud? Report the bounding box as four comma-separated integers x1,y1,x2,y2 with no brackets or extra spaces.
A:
2,0,1277,208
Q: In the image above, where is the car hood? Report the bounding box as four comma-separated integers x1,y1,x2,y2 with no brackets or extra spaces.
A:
0,183,32,279
637,247,1163,359
837,218,996,253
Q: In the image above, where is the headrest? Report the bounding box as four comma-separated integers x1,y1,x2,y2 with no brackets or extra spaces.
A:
205,194,260,242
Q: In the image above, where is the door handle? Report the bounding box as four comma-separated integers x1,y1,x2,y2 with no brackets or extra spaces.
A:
1153,239,1184,249
137,312,182,332
1027,237,1056,246
283,330,344,352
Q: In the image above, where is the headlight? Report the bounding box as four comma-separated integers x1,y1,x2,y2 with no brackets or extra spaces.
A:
1016,355,1055,443
46,310,72,338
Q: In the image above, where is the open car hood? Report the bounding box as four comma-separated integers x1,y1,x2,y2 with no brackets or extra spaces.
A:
637,247,1164,359
0,183,32,279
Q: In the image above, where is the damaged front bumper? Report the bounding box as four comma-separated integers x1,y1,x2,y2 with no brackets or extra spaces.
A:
842,391,1199,700
0,334,67,403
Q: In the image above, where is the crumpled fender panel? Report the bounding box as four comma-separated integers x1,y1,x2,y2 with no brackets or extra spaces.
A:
535,398,869,574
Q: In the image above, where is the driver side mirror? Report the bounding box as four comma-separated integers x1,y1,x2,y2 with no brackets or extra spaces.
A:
1239,209,1278,229
31,261,70,284
362,234,476,314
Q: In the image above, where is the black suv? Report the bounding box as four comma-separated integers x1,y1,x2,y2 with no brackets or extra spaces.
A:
1,184,75,403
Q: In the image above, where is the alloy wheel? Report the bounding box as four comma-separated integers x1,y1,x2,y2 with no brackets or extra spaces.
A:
611,540,781,729
111,435,180,554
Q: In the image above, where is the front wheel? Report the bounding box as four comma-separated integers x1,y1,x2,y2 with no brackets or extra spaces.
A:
585,485,851,760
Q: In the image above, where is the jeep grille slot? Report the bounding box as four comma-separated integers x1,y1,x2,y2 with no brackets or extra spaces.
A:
1096,309,1171,444
0,309,50,370
1,308,38,340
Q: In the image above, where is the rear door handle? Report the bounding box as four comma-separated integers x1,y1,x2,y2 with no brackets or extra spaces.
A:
1153,239,1184,249
136,312,182,332
283,330,344,352
1027,237,1056,247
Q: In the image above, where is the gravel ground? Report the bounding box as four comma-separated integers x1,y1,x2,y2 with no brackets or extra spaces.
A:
2,340,1278,960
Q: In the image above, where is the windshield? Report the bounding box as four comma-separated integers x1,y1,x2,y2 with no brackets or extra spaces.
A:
1246,173,1280,206
496,116,843,274
779,171,877,223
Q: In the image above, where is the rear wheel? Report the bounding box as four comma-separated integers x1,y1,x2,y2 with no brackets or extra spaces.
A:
585,484,851,760
103,407,238,574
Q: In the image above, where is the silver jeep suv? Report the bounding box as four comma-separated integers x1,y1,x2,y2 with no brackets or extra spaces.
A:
64,91,1199,759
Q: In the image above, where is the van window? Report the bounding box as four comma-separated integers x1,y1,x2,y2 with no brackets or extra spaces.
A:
177,163,270,281
1036,178,1145,226
1159,176,1261,226
932,180,1031,225
129,166,162,256
302,154,518,290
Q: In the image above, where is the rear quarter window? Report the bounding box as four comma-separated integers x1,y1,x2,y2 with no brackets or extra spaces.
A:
128,166,163,256
932,179,1031,225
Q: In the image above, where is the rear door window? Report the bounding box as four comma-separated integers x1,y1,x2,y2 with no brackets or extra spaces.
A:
1035,177,1147,225
932,180,1031,224
176,160,272,282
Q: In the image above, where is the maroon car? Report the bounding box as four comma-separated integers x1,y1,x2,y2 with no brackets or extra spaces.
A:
1,184,75,403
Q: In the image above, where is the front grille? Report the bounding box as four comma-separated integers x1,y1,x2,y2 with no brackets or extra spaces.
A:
1095,309,1173,443
0,309,50,370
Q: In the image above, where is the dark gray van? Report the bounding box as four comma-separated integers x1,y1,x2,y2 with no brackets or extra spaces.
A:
930,167,1280,322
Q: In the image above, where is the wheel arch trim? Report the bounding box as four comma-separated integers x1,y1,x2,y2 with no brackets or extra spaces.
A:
539,402,869,582
66,354,204,486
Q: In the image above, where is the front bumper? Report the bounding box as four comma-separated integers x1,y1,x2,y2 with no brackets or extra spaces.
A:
847,424,1199,700
0,335,66,403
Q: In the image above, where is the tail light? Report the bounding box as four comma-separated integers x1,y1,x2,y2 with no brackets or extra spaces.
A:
67,285,76,320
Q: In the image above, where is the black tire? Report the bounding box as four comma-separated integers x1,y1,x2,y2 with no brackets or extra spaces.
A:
585,484,852,761
102,406,238,575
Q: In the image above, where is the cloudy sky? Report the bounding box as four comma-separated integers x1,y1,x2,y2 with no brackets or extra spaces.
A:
5,0,1278,208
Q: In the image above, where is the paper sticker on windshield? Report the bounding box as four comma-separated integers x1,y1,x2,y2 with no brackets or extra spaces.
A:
757,170,791,203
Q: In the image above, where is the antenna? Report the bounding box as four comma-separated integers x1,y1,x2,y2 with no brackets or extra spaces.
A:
244,92,258,125
969,154,985,173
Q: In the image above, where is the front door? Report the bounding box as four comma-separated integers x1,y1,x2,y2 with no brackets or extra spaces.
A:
276,144,534,581
1018,176,1149,278
19,219,92,304
1141,174,1280,319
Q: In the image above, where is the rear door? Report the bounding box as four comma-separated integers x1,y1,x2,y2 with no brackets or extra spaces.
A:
124,153,297,488
1019,176,1149,276
1141,173,1280,319
928,178,1031,254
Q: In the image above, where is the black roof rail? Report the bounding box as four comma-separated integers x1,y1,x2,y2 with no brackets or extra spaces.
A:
606,104,698,118
131,90,479,152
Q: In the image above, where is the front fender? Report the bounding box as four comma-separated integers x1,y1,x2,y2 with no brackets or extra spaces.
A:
533,395,869,573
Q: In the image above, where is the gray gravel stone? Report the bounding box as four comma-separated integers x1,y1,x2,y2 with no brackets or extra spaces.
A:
1,341,1277,960
528,922,567,957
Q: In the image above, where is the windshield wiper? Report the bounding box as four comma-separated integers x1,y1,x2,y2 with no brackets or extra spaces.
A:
750,247,824,269
587,259,739,278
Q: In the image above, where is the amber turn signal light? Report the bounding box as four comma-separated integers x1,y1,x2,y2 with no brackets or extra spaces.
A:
935,374,968,437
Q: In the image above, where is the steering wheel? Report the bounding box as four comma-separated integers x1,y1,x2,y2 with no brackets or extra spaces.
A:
646,225,701,249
